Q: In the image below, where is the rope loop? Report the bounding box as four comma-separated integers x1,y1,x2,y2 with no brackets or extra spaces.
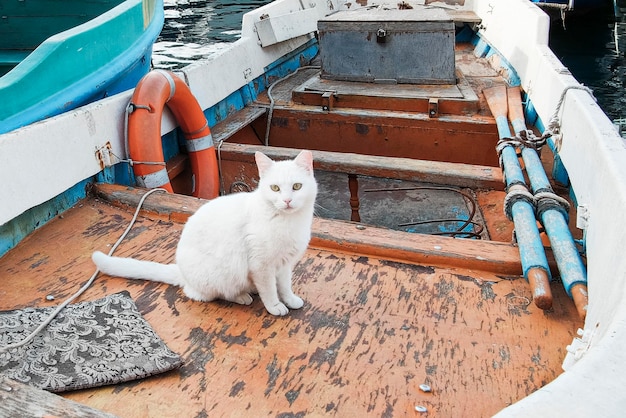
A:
535,190,571,221
542,84,595,152
108,150,167,168
0,188,168,352
265,65,321,146
517,129,547,150
495,137,520,175
496,130,547,157
495,137,521,155
503,185,536,221
127,102,152,114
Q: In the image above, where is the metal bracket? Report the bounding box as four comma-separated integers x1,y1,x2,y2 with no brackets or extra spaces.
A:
376,28,387,43
95,142,113,169
322,91,335,111
429,98,439,118
576,203,589,229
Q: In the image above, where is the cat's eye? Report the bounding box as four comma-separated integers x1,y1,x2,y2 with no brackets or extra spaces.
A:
270,184,280,192
292,183,302,191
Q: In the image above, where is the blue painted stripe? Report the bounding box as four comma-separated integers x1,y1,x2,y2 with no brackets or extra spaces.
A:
524,97,570,187
475,35,521,86
0,178,91,258
0,0,165,134
509,117,526,135
0,38,320,256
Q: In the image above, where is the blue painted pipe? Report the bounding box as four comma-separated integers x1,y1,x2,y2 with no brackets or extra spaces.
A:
510,118,588,296
522,100,570,186
496,116,526,186
511,202,552,278
494,115,551,280
509,118,552,191
541,211,587,296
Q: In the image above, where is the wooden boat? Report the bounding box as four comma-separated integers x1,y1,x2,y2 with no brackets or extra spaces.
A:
0,0,164,135
1,0,625,416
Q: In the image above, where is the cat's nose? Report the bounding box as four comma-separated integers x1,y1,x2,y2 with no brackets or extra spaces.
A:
284,198,292,207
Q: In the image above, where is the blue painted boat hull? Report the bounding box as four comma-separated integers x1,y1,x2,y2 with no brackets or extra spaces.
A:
0,0,164,135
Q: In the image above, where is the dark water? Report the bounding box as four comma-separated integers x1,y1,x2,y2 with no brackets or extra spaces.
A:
549,2,626,130
154,1,626,129
153,0,271,69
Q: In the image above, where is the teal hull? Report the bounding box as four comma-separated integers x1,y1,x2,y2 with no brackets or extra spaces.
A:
0,0,164,134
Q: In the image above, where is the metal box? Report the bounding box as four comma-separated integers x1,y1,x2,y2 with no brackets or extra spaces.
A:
318,8,456,84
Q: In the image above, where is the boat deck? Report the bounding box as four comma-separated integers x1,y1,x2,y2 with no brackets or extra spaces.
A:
0,184,581,417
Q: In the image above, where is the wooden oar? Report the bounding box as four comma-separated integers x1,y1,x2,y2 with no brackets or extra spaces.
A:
483,85,553,310
507,86,588,319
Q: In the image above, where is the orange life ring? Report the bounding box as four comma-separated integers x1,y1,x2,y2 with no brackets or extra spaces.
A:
127,69,219,199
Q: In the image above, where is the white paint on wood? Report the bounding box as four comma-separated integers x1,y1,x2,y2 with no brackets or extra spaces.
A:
255,8,319,47
477,0,626,415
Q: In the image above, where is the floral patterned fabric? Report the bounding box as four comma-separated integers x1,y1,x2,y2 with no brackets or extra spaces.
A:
0,291,182,393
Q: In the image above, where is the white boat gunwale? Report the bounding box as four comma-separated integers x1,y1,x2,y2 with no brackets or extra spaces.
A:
1,0,625,414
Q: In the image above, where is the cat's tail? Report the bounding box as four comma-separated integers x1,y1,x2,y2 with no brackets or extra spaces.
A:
92,251,183,286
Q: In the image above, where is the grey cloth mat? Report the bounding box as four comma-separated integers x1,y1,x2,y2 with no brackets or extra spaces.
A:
0,291,182,393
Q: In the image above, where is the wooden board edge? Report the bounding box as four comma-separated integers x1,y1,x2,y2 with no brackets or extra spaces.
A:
219,143,504,190
0,376,117,418
92,183,522,275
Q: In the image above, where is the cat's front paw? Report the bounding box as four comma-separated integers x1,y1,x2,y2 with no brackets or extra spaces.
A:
266,302,289,316
283,295,304,310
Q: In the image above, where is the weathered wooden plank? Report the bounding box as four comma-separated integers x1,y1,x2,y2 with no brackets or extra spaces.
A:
445,9,482,24
292,72,480,115
91,183,204,223
218,143,504,190
0,376,117,418
247,106,501,166
93,183,520,274
0,196,581,417
211,106,266,144
310,217,523,275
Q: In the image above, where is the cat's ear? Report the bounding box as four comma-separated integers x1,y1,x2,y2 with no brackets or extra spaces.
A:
255,151,274,176
294,150,314,174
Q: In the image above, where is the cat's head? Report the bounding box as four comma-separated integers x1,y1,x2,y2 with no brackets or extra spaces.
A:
255,150,317,214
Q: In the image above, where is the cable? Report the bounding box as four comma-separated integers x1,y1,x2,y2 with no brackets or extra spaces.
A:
363,185,484,238
0,188,167,352
264,65,321,146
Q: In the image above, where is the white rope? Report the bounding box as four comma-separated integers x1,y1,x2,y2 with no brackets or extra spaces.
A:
544,84,595,152
0,188,167,352
551,84,595,123
264,65,321,146
217,139,226,195
109,150,167,167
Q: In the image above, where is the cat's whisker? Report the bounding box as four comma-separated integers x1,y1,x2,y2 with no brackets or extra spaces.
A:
313,202,334,218
314,202,330,211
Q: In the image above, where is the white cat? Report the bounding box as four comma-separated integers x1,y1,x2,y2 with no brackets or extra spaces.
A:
92,150,317,316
